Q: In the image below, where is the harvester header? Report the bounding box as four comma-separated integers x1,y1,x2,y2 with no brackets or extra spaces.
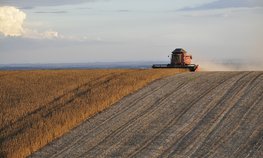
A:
152,48,199,72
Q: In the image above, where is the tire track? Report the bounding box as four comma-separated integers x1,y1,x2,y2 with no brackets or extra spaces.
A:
198,73,263,158
48,73,200,158
72,73,225,157
157,72,252,157
232,96,263,158
126,72,243,158
167,72,257,157
81,78,192,157
37,74,225,157
30,72,263,158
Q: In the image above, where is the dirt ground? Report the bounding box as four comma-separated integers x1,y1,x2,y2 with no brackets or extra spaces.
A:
30,72,263,158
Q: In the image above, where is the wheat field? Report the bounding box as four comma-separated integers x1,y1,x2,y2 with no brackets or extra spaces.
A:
0,69,185,158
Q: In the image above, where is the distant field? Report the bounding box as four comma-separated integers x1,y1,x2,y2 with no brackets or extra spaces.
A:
0,69,185,158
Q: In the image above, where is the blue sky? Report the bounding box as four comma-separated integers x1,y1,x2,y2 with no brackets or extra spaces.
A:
0,0,262,69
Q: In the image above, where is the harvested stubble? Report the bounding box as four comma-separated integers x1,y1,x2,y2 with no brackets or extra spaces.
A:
0,69,185,158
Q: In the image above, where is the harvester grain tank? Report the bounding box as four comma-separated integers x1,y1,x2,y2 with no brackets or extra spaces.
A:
152,48,199,72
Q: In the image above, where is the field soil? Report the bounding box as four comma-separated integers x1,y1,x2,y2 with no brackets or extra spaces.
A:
30,71,263,158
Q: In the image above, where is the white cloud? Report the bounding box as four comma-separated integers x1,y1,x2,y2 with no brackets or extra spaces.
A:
0,0,95,8
23,29,59,39
0,6,26,36
0,6,61,39
180,0,263,11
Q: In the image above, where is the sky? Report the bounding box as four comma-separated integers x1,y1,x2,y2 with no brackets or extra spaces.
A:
0,0,263,70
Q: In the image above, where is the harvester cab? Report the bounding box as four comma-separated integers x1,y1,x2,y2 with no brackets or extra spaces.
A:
152,48,199,72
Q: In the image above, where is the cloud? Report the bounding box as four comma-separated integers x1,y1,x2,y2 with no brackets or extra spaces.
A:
0,6,61,39
116,10,131,13
23,29,59,39
34,11,68,14
19,6,35,10
0,6,26,36
180,0,263,11
0,0,97,9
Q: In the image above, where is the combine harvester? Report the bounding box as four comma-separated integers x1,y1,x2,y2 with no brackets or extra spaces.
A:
152,48,199,72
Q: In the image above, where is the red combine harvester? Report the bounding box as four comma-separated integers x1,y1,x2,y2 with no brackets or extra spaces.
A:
152,48,199,72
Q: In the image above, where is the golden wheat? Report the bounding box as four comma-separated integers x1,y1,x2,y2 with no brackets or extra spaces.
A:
0,69,186,158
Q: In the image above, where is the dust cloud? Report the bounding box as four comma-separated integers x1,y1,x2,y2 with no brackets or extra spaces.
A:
198,60,263,71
